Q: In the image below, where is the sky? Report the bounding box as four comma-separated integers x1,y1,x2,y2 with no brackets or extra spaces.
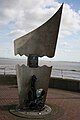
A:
0,0,80,62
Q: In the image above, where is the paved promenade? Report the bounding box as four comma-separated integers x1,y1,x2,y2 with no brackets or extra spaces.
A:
0,85,80,120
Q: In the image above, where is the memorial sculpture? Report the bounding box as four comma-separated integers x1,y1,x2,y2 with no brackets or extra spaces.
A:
13,4,63,117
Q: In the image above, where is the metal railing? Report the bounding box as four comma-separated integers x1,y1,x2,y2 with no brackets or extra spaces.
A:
51,68,80,80
0,66,80,80
0,66,16,75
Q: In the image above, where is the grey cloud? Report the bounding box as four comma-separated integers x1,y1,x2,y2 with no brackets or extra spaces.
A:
0,0,80,40
0,0,19,8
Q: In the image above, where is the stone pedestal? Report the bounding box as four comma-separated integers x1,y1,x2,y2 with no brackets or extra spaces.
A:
16,64,52,108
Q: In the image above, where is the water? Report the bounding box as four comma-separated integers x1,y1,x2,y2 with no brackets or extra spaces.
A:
39,60,80,80
0,58,80,80
0,58,26,75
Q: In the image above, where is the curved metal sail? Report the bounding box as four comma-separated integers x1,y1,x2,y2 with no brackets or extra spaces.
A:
14,4,63,57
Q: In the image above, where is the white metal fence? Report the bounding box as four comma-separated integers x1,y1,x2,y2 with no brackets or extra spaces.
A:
0,66,80,80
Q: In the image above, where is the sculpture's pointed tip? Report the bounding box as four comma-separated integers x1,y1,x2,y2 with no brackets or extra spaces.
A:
59,3,63,12
14,4,63,57
61,3,64,7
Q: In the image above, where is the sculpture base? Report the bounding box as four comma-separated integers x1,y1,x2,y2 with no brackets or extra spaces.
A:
10,104,64,119
10,105,51,119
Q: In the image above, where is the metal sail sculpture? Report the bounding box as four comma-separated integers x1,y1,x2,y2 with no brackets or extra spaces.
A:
14,4,63,115
14,4,63,57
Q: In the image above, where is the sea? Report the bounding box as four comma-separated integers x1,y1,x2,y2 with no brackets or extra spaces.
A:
0,58,80,81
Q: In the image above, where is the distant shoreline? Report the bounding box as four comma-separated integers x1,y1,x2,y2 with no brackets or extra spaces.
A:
0,58,80,80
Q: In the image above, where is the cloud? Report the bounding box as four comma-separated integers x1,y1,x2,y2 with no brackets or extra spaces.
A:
0,0,18,24
1,0,80,39
0,0,61,37
12,0,60,37
7,29,26,39
60,4,80,36
0,42,14,57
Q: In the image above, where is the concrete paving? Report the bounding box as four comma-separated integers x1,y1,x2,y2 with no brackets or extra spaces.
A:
0,85,80,120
